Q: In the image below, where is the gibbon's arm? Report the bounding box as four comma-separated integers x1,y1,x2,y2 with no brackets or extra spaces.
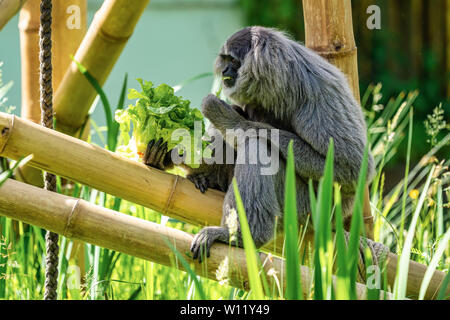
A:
237,120,362,190
202,94,369,192
182,124,236,193
184,162,234,193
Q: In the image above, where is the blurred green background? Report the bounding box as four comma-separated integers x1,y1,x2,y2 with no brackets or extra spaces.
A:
0,0,448,181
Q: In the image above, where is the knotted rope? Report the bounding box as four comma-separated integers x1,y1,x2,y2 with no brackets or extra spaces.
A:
39,0,59,300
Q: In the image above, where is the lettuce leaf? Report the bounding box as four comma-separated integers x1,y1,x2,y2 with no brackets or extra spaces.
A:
115,79,206,168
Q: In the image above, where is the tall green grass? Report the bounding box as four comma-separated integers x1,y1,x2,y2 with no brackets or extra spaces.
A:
283,141,303,300
0,63,448,300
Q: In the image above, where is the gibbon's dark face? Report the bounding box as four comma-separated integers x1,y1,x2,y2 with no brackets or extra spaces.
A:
215,27,252,88
219,54,240,87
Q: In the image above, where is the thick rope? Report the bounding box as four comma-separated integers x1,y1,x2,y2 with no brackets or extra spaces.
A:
39,0,59,300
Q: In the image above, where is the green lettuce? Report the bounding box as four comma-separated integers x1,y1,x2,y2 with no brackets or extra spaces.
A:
115,79,206,168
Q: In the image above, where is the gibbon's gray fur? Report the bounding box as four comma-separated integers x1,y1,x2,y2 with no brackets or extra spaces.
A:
144,26,374,262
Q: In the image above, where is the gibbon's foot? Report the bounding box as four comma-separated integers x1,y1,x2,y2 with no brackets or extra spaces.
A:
143,138,171,170
187,172,209,193
190,227,222,263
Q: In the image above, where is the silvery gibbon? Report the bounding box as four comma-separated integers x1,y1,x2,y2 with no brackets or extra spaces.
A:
144,26,374,262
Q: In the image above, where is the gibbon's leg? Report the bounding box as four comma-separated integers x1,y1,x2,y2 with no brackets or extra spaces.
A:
190,138,282,262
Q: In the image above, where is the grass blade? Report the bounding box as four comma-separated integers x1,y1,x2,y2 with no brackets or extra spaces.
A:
163,238,206,300
398,109,414,249
0,155,34,187
312,139,334,299
437,270,450,300
334,183,350,299
109,73,128,152
71,56,117,150
394,165,435,300
284,140,302,300
173,72,213,92
232,179,265,300
347,144,370,299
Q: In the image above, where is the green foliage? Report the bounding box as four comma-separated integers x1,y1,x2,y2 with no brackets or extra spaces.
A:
394,166,435,299
309,140,372,300
0,61,448,299
363,84,449,247
172,72,213,93
347,145,371,299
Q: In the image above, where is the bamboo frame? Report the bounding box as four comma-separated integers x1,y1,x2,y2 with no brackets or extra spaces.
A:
0,178,395,300
17,0,43,188
0,0,26,30
302,0,373,238
18,0,88,187
0,112,447,299
53,0,150,135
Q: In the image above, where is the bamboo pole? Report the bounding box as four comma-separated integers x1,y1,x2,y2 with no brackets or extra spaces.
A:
18,0,41,125
0,0,26,30
18,0,88,187
0,178,396,300
302,0,374,239
53,0,150,136
0,112,447,299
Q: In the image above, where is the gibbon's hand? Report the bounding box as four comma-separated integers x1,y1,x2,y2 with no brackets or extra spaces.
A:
142,138,177,170
187,172,209,193
201,94,244,130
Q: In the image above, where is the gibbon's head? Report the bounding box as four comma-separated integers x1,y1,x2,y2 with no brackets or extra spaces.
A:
214,26,355,119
